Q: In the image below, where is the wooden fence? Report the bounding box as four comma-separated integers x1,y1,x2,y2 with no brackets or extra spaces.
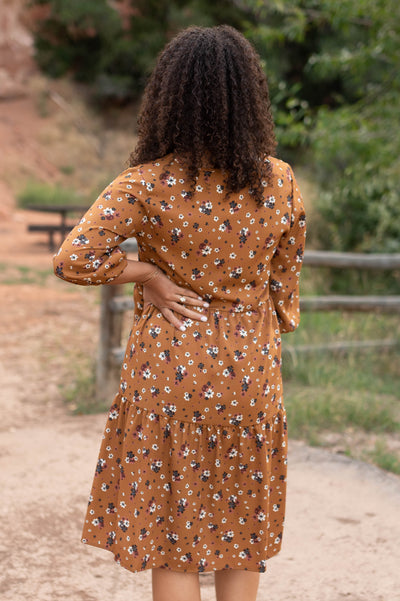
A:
95,239,400,402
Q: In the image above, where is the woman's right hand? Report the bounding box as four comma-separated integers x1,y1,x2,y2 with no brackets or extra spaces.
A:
141,268,209,331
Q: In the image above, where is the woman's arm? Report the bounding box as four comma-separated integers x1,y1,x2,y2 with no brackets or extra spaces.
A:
106,258,158,286
53,168,209,329
106,258,210,331
53,168,146,286
269,165,306,333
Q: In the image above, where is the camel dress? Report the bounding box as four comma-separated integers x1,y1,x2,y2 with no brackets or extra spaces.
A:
53,154,306,574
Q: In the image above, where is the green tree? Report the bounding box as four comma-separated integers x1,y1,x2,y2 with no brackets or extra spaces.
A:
31,0,122,81
243,0,400,254
307,0,400,253
31,0,400,257
30,0,247,102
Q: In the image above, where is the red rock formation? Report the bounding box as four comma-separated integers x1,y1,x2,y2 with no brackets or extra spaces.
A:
0,0,37,99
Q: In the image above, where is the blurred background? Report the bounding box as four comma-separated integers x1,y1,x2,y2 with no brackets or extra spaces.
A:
1,1,400,599
1,0,399,472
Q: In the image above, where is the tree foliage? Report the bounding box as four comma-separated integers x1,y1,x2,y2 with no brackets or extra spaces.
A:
305,0,400,252
243,0,400,253
30,0,246,101
30,0,400,254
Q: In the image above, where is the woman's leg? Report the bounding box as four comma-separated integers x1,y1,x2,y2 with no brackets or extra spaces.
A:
214,569,260,601
152,568,202,601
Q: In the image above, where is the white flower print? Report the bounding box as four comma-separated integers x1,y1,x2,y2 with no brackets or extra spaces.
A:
103,207,115,216
74,155,305,575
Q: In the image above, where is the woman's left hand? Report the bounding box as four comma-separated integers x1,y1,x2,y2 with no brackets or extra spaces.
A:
141,268,209,331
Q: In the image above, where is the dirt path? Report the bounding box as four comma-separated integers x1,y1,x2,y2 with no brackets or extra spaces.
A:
1,213,400,601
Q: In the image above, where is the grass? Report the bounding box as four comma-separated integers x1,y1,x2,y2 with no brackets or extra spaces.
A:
284,385,399,436
0,263,54,286
365,438,400,475
282,309,400,473
61,356,110,415
300,264,400,296
17,180,86,209
59,164,75,175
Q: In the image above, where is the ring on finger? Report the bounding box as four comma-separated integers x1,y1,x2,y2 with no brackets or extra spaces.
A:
179,296,186,304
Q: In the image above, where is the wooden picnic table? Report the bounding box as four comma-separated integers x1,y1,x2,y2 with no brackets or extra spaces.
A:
26,204,89,251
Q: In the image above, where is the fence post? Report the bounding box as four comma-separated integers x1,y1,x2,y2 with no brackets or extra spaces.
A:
96,284,124,404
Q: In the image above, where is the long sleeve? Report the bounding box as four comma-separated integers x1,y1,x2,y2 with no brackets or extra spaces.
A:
53,167,147,286
269,166,306,333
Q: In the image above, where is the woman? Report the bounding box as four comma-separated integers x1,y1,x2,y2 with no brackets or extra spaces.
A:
53,25,306,601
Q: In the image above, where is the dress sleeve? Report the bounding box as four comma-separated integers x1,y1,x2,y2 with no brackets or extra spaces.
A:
53,167,146,286
269,165,306,333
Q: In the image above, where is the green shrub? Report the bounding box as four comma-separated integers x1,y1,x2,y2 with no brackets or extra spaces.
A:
307,0,400,258
17,180,85,208
312,97,400,254
30,0,247,104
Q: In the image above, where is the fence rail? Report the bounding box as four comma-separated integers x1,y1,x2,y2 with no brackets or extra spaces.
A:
121,240,400,269
300,295,400,312
108,294,400,315
95,243,400,402
302,250,400,269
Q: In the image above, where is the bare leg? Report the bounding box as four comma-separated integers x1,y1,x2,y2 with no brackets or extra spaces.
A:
215,569,260,601
152,568,202,601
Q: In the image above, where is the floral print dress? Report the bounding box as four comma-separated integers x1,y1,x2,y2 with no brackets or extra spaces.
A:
53,154,306,574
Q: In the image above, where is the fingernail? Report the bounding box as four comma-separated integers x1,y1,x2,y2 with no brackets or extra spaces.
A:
180,325,186,331
201,316,207,322
203,302,209,307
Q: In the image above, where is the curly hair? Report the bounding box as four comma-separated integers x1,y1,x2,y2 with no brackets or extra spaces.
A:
129,25,276,206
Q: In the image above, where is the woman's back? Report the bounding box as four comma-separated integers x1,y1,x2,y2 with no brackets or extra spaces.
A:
130,154,303,309
54,151,305,428
57,153,305,332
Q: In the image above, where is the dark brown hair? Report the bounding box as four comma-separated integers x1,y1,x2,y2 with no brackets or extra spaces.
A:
129,25,276,206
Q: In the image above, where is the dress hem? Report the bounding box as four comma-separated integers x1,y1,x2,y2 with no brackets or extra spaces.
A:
80,537,275,574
